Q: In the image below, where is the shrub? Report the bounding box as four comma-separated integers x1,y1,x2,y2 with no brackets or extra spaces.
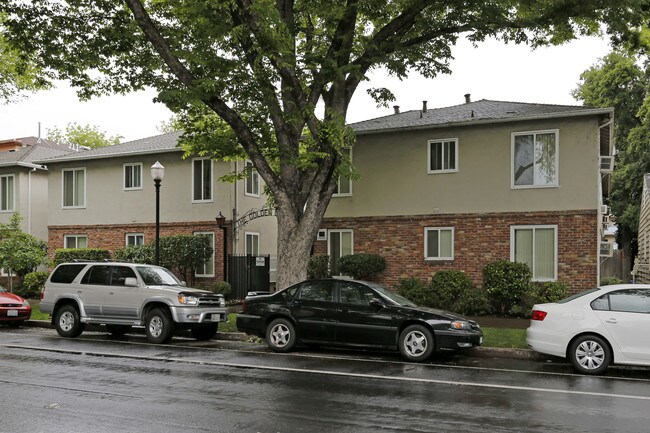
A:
114,244,154,264
211,281,232,299
483,260,531,316
23,271,49,292
600,276,623,286
53,248,111,264
394,277,429,306
307,255,331,279
454,288,492,316
337,254,386,280
533,281,570,304
429,270,492,315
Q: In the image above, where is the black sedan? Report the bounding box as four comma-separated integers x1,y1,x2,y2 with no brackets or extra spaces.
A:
236,279,483,362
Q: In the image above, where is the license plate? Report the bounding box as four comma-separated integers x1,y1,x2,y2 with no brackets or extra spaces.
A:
211,314,222,322
7,309,18,317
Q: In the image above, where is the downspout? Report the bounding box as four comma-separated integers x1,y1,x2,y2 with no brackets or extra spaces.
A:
233,160,239,254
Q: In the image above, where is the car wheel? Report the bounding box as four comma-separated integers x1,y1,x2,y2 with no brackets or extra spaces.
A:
106,324,132,337
265,318,296,352
569,335,611,375
145,308,175,344
55,304,85,338
191,324,218,341
399,324,435,362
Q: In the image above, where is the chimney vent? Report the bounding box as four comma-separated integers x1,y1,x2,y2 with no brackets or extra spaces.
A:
464,93,471,104
393,105,400,114
422,101,428,113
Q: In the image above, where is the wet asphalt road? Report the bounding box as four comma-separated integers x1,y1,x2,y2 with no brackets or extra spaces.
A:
1,327,650,433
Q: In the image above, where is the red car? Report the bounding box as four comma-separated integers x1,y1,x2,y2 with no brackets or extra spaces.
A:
0,287,32,326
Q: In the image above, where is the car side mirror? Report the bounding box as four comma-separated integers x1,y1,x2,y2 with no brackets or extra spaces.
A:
181,281,187,287
369,298,384,309
124,277,139,287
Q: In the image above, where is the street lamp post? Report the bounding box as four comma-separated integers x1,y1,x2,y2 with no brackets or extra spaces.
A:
216,212,227,281
151,161,165,266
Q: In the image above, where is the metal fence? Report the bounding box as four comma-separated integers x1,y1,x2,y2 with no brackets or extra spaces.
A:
227,254,270,299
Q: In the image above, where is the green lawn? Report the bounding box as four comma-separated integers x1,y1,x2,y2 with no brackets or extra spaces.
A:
28,302,49,321
481,327,527,349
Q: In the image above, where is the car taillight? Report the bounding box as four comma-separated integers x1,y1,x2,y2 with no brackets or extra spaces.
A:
40,289,44,300
531,310,548,321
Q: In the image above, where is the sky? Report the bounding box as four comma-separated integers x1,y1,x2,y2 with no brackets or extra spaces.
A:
0,35,613,143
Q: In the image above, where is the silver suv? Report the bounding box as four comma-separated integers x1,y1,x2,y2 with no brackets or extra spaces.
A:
40,262,229,343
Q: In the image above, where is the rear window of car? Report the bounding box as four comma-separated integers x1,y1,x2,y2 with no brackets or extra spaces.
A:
50,264,87,284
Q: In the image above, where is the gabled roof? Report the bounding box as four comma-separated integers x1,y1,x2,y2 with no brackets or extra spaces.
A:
35,131,183,164
349,99,614,134
0,137,77,168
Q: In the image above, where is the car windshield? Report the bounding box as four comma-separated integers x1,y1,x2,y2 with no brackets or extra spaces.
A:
136,266,182,286
557,287,602,304
367,282,417,307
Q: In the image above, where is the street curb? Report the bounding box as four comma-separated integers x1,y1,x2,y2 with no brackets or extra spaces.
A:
22,320,539,360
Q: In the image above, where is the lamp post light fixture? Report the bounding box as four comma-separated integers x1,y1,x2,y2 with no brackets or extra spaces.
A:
151,161,165,266
216,212,228,281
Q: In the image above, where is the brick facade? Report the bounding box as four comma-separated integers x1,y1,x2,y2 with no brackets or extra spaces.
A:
313,210,598,292
48,221,230,284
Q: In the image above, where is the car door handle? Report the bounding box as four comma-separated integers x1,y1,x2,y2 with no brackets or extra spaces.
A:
605,318,618,324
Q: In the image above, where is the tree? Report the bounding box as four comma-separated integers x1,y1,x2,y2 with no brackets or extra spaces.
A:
0,13,49,102
0,214,48,290
573,45,650,258
47,122,123,149
2,1,647,289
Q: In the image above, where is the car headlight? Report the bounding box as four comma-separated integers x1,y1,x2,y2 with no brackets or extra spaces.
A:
219,297,226,307
178,294,199,305
22,300,30,307
450,320,471,330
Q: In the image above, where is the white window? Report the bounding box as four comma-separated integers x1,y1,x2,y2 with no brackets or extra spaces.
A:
328,229,353,275
428,139,458,173
245,232,260,255
0,174,14,212
62,168,85,208
511,225,558,281
124,163,143,190
192,158,213,202
126,233,144,246
512,130,559,188
245,160,260,197
64,235,88,249
424,227,454,260
194,232,215,277
333,147,352,196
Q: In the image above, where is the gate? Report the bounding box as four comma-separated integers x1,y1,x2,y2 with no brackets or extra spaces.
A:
228,254,270,299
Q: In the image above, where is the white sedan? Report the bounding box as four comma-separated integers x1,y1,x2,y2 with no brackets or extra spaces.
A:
526,284,650,374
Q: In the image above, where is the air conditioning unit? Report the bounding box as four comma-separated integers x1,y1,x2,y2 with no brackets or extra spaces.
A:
600,242,613,257
599,156,614,172
600,204,608,215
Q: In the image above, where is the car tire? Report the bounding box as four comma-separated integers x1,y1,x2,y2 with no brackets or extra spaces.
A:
399,324,435,362
569,334,611,375
191,324,218,341
145,308,175,344
54,304,85,338
106,324,132,337
265,318,296,352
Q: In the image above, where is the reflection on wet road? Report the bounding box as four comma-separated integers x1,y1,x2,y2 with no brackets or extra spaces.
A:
1,327,649,433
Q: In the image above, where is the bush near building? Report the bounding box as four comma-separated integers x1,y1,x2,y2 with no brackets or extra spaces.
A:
337,253,386,280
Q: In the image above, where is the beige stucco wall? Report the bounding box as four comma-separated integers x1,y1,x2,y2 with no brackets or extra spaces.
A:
0,167,50,241
326,116,602,218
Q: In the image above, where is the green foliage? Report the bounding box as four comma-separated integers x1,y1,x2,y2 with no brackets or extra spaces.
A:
0,214,48,278
19,271,49,298
211,281,232,299
429,270,491,316
47,122,122,149
483,260,532,316
53,248,111,265
113,244,155,264
600,276,624,286
533,281,570,304
337,254,386,280
158,235,213,285
394,277,429,306
307,255,331,279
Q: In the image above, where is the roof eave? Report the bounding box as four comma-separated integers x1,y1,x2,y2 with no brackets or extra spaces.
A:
33,147,183,164
352,107,614,136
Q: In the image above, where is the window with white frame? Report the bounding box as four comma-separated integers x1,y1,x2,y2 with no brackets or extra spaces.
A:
245,160,260,197
428,139,458,173
62,168,85,208
333,147,352,196
328,229,353,275
194,232,215,277
64,235,88,249
0,174,14,212
192,158,213,202
124,163,143,190
424,227,454,260
512,130,559,188
511,225,557,281
126,233,144,246
245,232,260,256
